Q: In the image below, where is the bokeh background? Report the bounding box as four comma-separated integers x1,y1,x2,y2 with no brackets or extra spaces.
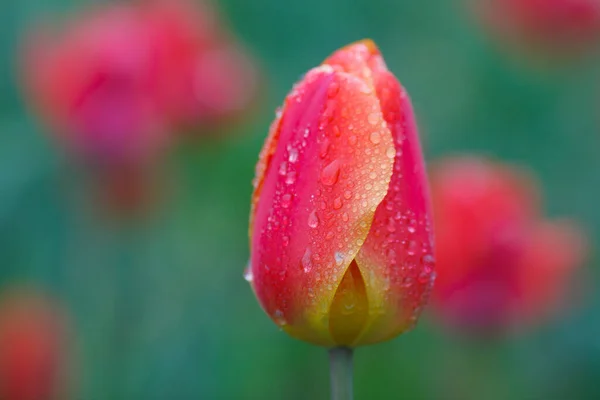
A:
2,0,600,399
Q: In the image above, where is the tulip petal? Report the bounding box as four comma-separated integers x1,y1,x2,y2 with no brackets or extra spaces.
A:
329,260,368,346
323,41,435,344
250,65,394,346
355,70,435,345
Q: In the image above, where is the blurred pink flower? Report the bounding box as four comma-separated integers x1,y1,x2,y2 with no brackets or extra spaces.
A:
23,3,168,165
21,0,260,165
139,0,260,128
473,0,600,59
430,157,586,336
0,289,71,400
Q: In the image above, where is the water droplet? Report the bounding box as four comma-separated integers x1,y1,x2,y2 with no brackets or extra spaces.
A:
386,248,397,260
243,265,253,282
302,249,312,273
386,146,396,159
333,125,341,137
308,210,320,228
279,162,287,175
343,190,352,200
285,171,296,185
407,226,416,234
334,252,345,266
387,217,396,232
274,309,287,326
282,235,290,247
342,213,349,222
406,240,418,256
321,160,341,186
281,193,292,208
370,131,381,144
288,148,298,163
348,135,358,145
327,82,340,97
368,113,379,125
418,271,430,284
333,197,343,209
320,139,331,158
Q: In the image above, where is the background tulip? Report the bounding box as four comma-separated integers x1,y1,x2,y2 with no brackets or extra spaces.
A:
22,0,259,164
21,0,260,216
0,289,72,400
248,40,435,351
430,157,586,336
472,0,600,60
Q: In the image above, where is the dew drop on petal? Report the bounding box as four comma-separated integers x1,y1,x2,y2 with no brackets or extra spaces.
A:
302,249,313,273
335,252,345,266
320,138,331,158
243,265,253,283
308,209,320,228
279,162,287,175
288,148,298,163
386,146,396,159
285,171,297,185
274,309,287,326
333,197,343,209
368,113,379,125
281,193,292,208
369,131,381,144
321,160,341,186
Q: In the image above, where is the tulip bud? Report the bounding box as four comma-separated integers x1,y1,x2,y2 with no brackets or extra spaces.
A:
473,0,600,59
247,40,435,347
0,289,72,400
429,157,586,336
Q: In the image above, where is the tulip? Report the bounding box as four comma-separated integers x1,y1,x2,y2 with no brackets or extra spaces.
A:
21,0,259,215
247,40,435,350
473,0,600,59
430,157,586,336
138,0,260,128
22,3,169,166
22,0,259,163
0,289,71,400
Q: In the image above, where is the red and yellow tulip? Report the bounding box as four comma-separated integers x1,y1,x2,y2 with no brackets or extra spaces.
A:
247,40,435,347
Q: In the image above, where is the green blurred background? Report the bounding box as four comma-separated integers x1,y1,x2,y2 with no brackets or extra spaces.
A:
2,0,600,399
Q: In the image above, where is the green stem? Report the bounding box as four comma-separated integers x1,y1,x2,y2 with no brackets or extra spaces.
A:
329,347,354,400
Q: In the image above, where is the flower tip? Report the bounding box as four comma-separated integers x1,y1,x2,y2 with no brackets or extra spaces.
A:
336,39,381,57
355,39,380,55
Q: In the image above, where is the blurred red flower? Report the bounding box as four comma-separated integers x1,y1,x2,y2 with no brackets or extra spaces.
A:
0,289,71,400
138,0,260,129
21,0,259,165
21,0,260,216
473,0,600,59
430,157,586,336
